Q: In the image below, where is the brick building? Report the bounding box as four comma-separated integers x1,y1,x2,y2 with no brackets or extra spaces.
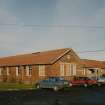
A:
0,48,105,84
0,48,83,84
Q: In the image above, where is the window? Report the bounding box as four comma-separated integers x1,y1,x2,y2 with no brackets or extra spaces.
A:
83,68,86,75
0,68,1,75
26,65,32,76
66,63,72,76
60,64,65,76
65,63,76,76
6,67,9,76
16,66,20,76
72,64,76,76
39,65,45,76
2,67,6,75
26,66,29,76
29,65,32,76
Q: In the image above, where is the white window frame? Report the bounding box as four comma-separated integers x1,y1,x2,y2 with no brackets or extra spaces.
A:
6,67,9,76
60,63,65,76
39,65,45,76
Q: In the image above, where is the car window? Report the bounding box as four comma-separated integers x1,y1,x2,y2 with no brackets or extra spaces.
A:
59,77,64,81
43,79,48,82
100,77,105,80
79,77,90,80
79,77,85,80
55,78,60,82
49,78,56,82
86,78,91,80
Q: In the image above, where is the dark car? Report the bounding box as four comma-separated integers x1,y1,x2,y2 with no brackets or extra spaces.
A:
69,77,97,87
35,77,69,91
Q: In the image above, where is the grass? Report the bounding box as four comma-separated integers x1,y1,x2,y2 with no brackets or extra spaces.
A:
0,82,35,91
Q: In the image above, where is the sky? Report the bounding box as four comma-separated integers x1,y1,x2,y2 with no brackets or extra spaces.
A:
0,0,105,60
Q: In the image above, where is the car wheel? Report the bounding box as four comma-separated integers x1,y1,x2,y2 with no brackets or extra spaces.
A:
36,84,40,89
69,83,72,87
84,84,88,87
97,83,101,87
53,86,59,91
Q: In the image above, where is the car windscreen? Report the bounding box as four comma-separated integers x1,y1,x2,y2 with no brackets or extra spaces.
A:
99,77,105,80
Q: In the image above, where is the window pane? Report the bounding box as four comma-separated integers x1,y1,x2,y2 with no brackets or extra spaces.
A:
29,66,32,76
16,66,20,76
7,67,9,76
39,65,45,76
60,64,65,76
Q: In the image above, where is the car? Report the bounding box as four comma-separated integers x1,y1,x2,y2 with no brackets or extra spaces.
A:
35,77,69,91
90,76,105,86
69,77,97,87
96,77,105,86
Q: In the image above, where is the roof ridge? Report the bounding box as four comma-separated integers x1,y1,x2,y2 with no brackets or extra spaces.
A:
32,48,71,54
81,59,103,62
0,48,71,59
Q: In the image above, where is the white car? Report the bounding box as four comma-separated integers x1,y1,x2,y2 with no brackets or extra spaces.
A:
97,77,105,86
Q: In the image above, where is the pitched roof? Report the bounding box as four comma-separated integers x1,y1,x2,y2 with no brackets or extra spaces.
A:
0,48,72,66
81,59,105,68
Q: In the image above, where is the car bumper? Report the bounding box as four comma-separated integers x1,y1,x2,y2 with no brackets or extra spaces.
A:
97,82,105,84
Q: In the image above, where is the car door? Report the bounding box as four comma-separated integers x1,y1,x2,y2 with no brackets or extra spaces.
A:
48,78,56,88
40,79,49,88
71,78,80,85
73,77,84,85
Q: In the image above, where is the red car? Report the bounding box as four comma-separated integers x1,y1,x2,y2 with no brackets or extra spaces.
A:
69,77,97,87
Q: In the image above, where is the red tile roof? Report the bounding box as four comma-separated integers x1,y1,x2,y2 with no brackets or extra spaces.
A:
0,48,72,66
81,59,105,68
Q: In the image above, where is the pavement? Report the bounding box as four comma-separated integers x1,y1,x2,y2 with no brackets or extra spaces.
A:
0,86,105,105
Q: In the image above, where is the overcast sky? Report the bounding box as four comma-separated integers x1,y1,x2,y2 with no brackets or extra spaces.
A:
0,0,105,60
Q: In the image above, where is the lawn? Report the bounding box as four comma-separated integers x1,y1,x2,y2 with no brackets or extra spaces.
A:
0,83,35,91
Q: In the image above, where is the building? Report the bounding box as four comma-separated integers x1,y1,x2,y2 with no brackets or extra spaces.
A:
0,48,83,84
81,59,105,78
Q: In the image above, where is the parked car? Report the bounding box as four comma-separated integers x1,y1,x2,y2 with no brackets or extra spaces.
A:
89,76,105,86
35,77,69,91
69,77,97,87
97,77,105,86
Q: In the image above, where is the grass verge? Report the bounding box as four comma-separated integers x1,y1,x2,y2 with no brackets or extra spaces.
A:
0,82,35,91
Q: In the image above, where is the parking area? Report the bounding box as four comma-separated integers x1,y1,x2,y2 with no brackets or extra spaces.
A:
0,86,105,105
